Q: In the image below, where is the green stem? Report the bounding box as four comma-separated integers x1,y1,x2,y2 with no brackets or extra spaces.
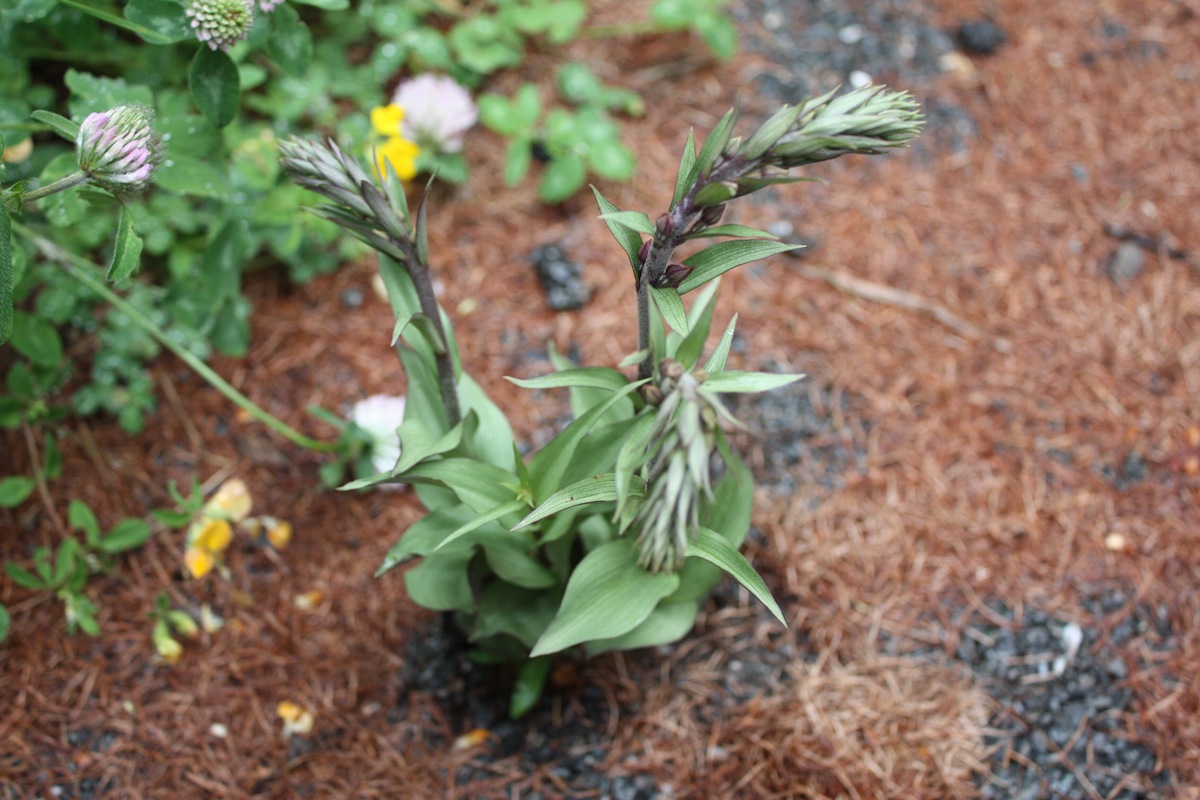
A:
19,172,90,204
57,0,176,43
14,224,341,454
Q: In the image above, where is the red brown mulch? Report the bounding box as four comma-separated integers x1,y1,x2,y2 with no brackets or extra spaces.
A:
3,0,1200,797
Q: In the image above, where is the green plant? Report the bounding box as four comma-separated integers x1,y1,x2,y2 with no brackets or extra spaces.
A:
479,63,639,203
281,85,922,715
4,499,152,635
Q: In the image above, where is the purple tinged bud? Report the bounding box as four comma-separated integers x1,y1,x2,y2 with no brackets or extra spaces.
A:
638,239,652,264
656,213,675,236
699,203,725,227
75,105,162,193
659,262,693,289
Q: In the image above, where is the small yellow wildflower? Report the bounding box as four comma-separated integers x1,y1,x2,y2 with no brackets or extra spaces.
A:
185,545,216,579
277,701,315,737
375,136,420,180
209,478,252,522
370,104,405,137
264,517,293,550
192,517,233,553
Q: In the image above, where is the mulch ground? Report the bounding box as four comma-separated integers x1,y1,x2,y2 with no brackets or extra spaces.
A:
2,0,1198,797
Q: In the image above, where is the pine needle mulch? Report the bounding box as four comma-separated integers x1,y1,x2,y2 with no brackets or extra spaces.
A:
3,0,1198,797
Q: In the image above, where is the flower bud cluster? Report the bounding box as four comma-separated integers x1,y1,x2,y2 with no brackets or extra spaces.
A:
631,360,722,573
75,105,162,193
186,0,254,52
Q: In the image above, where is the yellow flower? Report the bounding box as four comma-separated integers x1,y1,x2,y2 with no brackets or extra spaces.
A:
277,701,315,737
192,517,233,553
375,136,420,180
265,517,292,550
370,104,405,137
185,545,215,579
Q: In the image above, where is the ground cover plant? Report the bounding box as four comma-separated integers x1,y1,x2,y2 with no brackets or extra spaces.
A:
1,0,1197,797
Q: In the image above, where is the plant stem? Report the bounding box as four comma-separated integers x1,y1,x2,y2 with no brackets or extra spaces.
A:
21,422,69,548
403,248,461,429
15,224,342,454
17,172,89,204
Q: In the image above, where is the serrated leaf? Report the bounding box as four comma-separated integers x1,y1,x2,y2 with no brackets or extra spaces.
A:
703,370,804,394
598,210,654,236
530,539,679,657
513,473,645,530
672,128,697,208
506,367,630,393
590,186,641,276
650,286,688,336
106,206,142,282
678,240,802,294
703,313,738,373
688,527,785,625
0,476,34,508
30,110,79,141
189,47,240,129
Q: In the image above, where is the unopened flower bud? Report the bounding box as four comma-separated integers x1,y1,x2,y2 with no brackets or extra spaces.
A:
652,262,693,289
699,203,725,227
186,0,254,52
640,384,664,406
660,359,685,380
75,105,161,193
638,239,652,264
655,213,675,236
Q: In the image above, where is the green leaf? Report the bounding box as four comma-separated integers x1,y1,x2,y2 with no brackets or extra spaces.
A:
474,583,560,649
585,599,699,655
527,380,647,502
156,155,231,199
340,418,465,491
538,156,586,204
692,181,735,208
403,552,475,612
685,224,780,241
703,313,737,373
513,473,645,530
672,128,697,208
678,240,802,293
0,203,11,344
546,344,632,426
123,0,192,43
483,541,558,588
377,505,479,574
504,138,532,186
530,539,679,657
739,104,803,160
458,373,517,470
694,107,737,180
675,281,719,368
597,210,654,236
702,370,804,393
59,0,175,42
53,538,78,586
266,4,312,78
506,367,630,393
614,410,657,521
189,47,240,129
10,311,62,367
0,604,9,643
510,656,552,718
68,499,102,546
106,206,143,282
650,286,688,336
434,498,527,551
5,563,45,590
30,110,80,142
0,476,35,508
402,458,518,514
688,527,786,625
591,186,641,275
97,519,152,553
587,139,635,181
290,0,348,8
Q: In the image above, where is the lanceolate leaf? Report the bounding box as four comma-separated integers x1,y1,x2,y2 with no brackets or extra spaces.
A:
650,286,688,336
30,110,80,141
671,128,697,208
684,224,780,241
106,205,143,282
598,210,655,235
513,473,645,530
506,367,630,393
694,107,738,180
401,458,517,513
703,370,805,394
404,551,474,612
510,656,553,718
703,313,738,373
435,498,527,550
591,186,641,276
677,240,802,294
585,598,699,655
339,417,464,490
530,539,679,656
688,527,786,625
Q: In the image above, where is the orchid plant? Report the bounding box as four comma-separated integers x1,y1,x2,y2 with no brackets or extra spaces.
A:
280,85,923,715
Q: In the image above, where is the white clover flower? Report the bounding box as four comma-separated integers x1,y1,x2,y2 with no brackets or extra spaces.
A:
186,0,254,52
390,74,478,154
75,105,162,193
349,394,407,476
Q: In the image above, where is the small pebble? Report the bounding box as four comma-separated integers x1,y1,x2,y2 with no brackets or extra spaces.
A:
209,723,229,738
340,287,364,308
849,70,873,88
838,23,866,44
1105,242,1144,285
957,18,1008,55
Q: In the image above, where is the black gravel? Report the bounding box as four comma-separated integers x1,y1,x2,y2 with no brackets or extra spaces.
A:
530,243,589,311
945,592,1177,799
956,18,1008,56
